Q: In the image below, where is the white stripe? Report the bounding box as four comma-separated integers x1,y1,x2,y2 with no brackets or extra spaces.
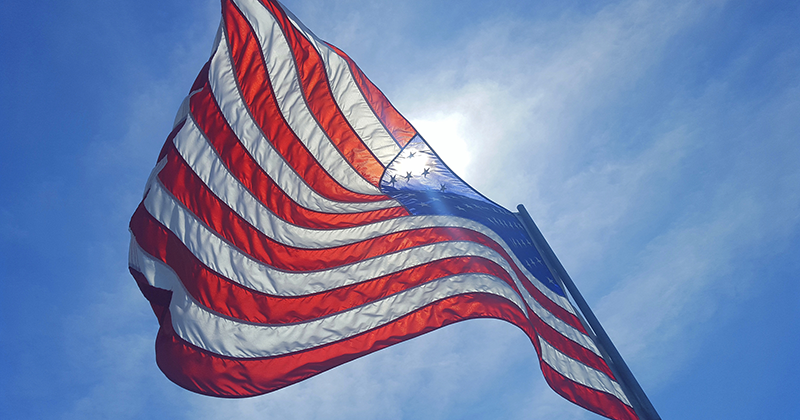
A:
175,118,413,248
209,33,572,314
531,272,576,315
143,164,574,318
139,160,592,353
175,271,525,358
130,239,526,358
538,335,631,406
175,118,565,263
173,90,194,129
280,6,402,165
229,0,381,195
525,294,600,355
136,182,599,356
175,116,396,218
129,235,181,292
142,184,516,294
144,179,539,295
208,34,394,209
146,132,582,343
130,230,599,357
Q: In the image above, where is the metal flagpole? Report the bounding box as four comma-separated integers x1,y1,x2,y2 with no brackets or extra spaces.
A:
515,204,661,420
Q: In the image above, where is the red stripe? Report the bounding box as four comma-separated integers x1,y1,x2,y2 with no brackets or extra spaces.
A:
468,236,586,333
158,141,585,333
190,82,409,228
135,209,519,324
325,42,417,147
131,268,172,324
131,207,602,375
134,258,628,418
220,1,383,203
190,59,212,94
147,287,533,398
134,4,627,417
132,203,521,324
157,120,186,162
519,277,587,335
529,315,615,378
255,0,386,185
161,136,586,336
155,148,517,272
132,198,607,376
539,358,638,420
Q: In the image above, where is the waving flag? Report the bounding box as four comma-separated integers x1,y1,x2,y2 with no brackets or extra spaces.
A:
128,1,638,419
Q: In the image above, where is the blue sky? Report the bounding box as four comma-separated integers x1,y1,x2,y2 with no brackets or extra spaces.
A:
1,0,799,419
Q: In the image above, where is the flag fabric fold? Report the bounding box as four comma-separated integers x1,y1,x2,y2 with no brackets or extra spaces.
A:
129,1,637,419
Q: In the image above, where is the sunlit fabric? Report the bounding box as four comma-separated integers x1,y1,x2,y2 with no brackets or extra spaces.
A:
129,1,637,419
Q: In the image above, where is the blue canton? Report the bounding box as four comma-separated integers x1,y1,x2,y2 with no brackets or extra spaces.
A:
380,135,564,296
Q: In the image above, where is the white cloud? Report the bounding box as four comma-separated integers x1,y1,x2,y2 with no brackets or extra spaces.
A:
312,0,799,410
63,0,799,418
391,0,711,199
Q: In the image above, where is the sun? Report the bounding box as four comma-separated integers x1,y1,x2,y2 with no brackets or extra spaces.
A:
412,113,472,178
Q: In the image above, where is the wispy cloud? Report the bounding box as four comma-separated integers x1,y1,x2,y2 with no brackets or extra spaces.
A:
50,2,223,419
54,0,800,419
313,0,799,414
373,0,800,407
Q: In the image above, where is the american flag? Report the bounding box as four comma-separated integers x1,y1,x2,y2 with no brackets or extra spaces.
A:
128,1,637,419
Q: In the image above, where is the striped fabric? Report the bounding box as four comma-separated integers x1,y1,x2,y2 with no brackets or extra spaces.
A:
128,1,637,419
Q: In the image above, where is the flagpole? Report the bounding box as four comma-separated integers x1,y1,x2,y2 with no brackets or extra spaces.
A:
515,204,661,420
